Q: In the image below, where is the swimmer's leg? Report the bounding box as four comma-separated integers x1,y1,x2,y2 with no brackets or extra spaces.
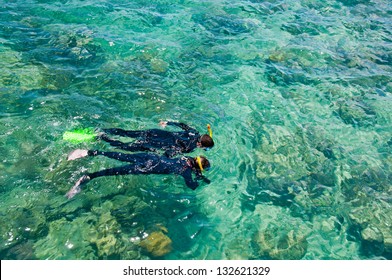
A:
88,164,141,179
65,175,90,199
99,133,126,146
67,148,152,163
65,164,139,199
88,150,143,163
102,128,147,138
99,134,156,152
89,150,159,164
112,143,157,153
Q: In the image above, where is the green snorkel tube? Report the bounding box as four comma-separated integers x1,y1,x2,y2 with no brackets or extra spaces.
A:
63,128,97,144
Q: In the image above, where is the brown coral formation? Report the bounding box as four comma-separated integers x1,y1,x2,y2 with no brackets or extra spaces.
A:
139,230,172,257
254,227,308,260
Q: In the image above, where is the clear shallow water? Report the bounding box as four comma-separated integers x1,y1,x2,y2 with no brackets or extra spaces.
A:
0,0,391,260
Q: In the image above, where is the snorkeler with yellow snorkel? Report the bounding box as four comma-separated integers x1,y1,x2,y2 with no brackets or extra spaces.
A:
65,151,211,199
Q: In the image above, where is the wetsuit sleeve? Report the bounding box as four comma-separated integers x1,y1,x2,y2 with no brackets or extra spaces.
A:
164,149,180,158
167,122,197,133
163,139,192,157
182,169,199,190
195,171,211,184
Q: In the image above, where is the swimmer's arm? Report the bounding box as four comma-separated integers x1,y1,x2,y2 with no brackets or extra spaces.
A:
186,180,199,190
201,176,211,184
195,173,211,184
164,148,180,158
166,121,195,132
183,170,199,190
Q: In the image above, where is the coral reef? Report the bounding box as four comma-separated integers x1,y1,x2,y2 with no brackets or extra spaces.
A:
0,205,48,254
33,217,97,260
30,195,162,260
0,46,44,91
334,99,377,127
251,205,310,260
254,227,308,260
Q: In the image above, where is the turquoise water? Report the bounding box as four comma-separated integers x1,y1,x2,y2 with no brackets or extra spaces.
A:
0,0,391,260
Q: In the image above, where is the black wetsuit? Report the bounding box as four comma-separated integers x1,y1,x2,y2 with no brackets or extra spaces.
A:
101,122,200,157
85,150,207,190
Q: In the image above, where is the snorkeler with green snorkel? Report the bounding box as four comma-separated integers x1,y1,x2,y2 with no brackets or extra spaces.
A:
100,121,214,157
64,121,214,158
63,122,214,198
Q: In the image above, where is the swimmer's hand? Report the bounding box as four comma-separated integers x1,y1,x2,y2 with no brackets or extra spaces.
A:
159,121,168,128
196,173,211,184
65,175,90,199
202,177,211,184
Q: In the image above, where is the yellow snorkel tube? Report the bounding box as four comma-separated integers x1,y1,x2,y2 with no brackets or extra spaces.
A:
196,156,204,172
207,124,212,138
196,124,212,173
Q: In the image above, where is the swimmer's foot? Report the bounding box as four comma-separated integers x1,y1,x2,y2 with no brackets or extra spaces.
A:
67,149,88,161
65,175,90,199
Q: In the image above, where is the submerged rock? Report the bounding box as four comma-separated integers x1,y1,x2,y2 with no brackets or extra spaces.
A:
92,211,122,257
2,241,37,260
252,123,339,217
0,46,44,90
33,200,136,259
150,58,169,73
0,206,48,254
384,238,392,254
266,46,332,86
255,125,310,181
33,217,97,260
89,201,140,258
192,13,256,36
337,0,371,6
252,205,310,260
360,227,384,256
348,202,392,257
139,229,172,257
254,225,308,260
335,99,377,127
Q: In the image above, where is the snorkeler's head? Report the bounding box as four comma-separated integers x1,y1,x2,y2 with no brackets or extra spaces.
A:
194,156,210,172
199,134,214,150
